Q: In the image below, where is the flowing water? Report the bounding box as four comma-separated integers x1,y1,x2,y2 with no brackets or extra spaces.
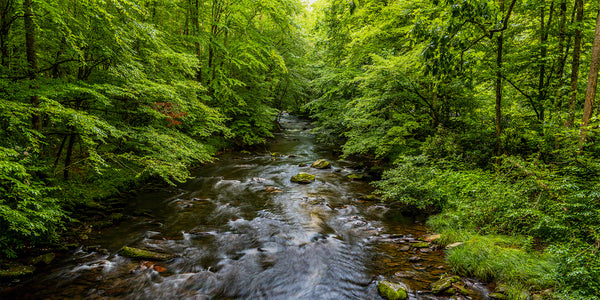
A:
1,115,489,299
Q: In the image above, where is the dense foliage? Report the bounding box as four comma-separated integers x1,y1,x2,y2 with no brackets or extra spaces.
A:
0,0,311,257
307,0,600,298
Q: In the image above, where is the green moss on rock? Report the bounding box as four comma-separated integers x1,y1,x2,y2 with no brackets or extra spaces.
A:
311,159,331,169
119,246,175,261
432,275,460,294
377,281,408,300
412,242,430,248
0,265,35,278
347,173,364,180
30,253,56,265
291,172,315,184
489,293,508,299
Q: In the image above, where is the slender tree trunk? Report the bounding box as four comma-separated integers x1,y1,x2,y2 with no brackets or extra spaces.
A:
0,0,14,68
581,3,600,134
24,0,40,130
553,0,568,111
566,0,583,127
63,131,76,180
537,0,554,121
495,30,504,155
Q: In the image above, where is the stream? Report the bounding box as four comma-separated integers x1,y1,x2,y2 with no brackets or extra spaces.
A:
1,115,489,299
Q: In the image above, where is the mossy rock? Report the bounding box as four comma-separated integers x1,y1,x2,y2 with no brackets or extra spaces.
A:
452,283,471,295
431,275,460,294
291,172,315,184
311,159,331,169
347,173,365,180
29,253,56,265
358,194,380,201
411,242,430,248
119,246,175,261
270,152,283,157
377,280,408,300
489,293,508,299
0,264,35,279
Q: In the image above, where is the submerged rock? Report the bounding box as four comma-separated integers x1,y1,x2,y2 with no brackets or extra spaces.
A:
347,173,365,180
411,241,430,248
489,292,508,299
377,280,408,300
291,172,315,184
432,275,460,294
29,253,56,266
0,264,35,279
119,246,175,261
311,159,331,169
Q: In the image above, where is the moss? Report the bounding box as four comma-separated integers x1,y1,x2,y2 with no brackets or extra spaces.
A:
431,275,460,294
489,293,508,299
119,246,175,261
412,242,430,248
347,173,364,180
311,159,331,169
291,172,315,184
30,253,55,265
377,281,408,300
0,265,35,278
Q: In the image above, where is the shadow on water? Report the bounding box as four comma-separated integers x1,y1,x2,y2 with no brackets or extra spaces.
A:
1,114,489,299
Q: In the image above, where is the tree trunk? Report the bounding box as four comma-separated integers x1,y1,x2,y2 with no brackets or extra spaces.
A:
553,0,567,111
63,132,76,180
566,0,583,127
537,0,554,121
581,3,600,133
24,0,40,130
495,30,503,155
0,0,15,68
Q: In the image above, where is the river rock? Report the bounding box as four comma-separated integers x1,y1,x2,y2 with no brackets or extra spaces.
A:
29,253,56,265
431,275,460,294
489,292,508,299
119,246,175,261
347,173,364,180
411,241,430,248
446,242,464,249
311,159,331,169
0,264,35,278
291,172,315,184
377,280,408,300
424,234,441,242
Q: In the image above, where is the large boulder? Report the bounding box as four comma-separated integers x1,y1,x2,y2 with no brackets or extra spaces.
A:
377,280,408,300
431,275,460,294
291,172,315,184
311,159,331,169
119,246,175,261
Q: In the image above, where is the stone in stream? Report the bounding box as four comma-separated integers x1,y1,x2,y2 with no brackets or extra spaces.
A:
311,159,331,169
119,246,175,261
431,275,460,294
29,252,56,266
290,172,315,184
411,241,430,248
347,173,365,180
489,292,509,299
377,280,408,300
446,242,464,249
424,234,442,242
0,264,35,279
